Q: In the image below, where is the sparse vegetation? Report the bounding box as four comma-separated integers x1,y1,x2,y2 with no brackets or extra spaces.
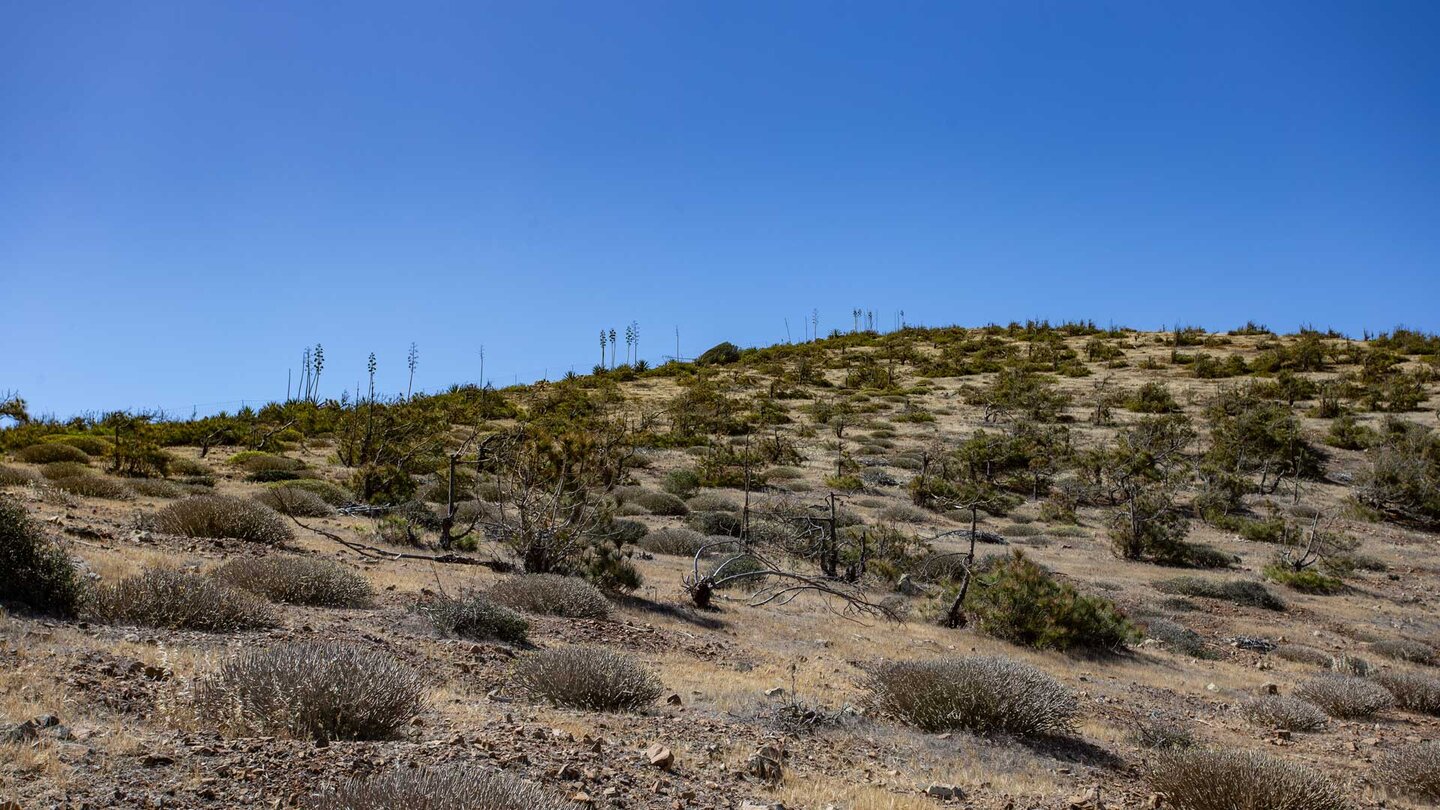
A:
511,645,663,712
86,568,277,630
421,592,529,643
1373,669,1440,715
1295,674,1393,718
1381,741,1440,803
146,495,294,544
1370,638,1436,666
866,655,1078,736
314,767,578,810
1148,749,1348,810
211,556,374,607
1241,695,1328,731
487,573,611,619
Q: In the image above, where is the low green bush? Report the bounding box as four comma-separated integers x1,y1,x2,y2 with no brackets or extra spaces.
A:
0,498,83,616
17,443,90,464
965,551,1135,652
1154,576,1285,611
146,495,294,544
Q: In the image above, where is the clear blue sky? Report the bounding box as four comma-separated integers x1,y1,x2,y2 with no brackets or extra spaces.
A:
3,2,1437,418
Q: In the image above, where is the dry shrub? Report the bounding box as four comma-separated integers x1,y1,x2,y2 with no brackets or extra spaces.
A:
633,490,689,516
1295,674,1393,719
1328,654,1373,676
686,492,738,513
512,645,662,712
17,443,89,464
1373,669,1440,715
211,556,374,608
637,527,707,557
39,461,90,479
253,485,334,517
879,503,930,524
1154,576,1284,611
227,451,304,473
86,568,277,631
48,471,133,500
147,495,293,544
1273,644,1334,668
1381,741,1440,803
866,655,1077,736
270,477,351,506
487,574,610,619
314,767,579,810
1148,749,1349,810
1241,695,1327,731
127,478,188,499
193,641,425,741
1142,617,1213,659
0,497,83,616
1370,639,1436,666
422,593,529,643
0,465,40,488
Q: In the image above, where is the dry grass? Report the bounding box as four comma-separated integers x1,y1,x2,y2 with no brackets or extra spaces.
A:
193,641,425,741
145,494,294,544
511,645,663,712
1294,674,1393,719
313,766,579,810
1148,749,1349,810
1240,695,1327,731
865,655,1077,736
487,573,611,619
211,555,374,607
85,568,278,631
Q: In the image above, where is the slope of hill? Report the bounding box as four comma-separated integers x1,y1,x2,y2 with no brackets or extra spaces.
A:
2,322,1439,809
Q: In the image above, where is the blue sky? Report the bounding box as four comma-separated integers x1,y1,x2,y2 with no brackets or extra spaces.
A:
3,1,1437,418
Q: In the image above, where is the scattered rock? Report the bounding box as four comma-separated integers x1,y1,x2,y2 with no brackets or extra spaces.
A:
925,784,962,799
645,743,674,770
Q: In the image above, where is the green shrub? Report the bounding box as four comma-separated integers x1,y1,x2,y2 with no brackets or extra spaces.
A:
866,655,1077,736
1240,695,1327,731
696,341,741,366
1370,639,1436,666
226,451,304,473
1382,741,1440,803
146,495,294,544
1264,565,1345,595
421,593,529,643
1295,674,1393,718
127,478,188,498
1154,576,1284,611
252,485,334,517
590,518,647,545
703,552,770,590
41,434,113,456
211,556,373,607
350,464,417,504
1127,382,1180,413
0,498,83,616
39,461,91,480
1374,669,1440,716
17,443,90,464
1148,749,1347,810
86,568,277,631
512,645,663,712
633,490,688,516
661,469,701,499
964,551,1135,651
193,641,425,741
314,767,578,810
487,574,611,619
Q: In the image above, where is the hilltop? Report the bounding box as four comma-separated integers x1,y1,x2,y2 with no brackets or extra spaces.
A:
2,321,1440,809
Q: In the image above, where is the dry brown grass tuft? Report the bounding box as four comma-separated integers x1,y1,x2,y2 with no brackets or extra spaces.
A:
1240,695,1328,731
511,645,662,712
1381,741,1440,803
85,568,278,631
146,494,294,544
866,655,1077,736
1148,749,1349,810
487,573,611,619
193,641,425,741
313,766,579,810
1373,669,1440,716
211,555,374,608
1294,674,1393,719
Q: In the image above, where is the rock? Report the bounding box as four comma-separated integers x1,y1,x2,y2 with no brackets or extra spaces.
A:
1260,682,1279,695
646,743,675,769
896,574,928,596
666,693,683,706
746,740,784,782
555,763,582,780
764,687,785,697
32,714,61,728
740,803,785,810
1205,683,1219,692
0,722,37,744
925,784,962,799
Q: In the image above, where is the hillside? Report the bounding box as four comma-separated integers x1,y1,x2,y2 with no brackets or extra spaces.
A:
3,321,1440,809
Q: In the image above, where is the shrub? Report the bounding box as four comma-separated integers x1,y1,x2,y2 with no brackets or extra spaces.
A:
1148,749,1348,810
17,443,90,464
0,498,83,616
879,503,930,524
1295,674,1393,718
1370,639,1436,666
1131,717,1195,750
703,552,769,590
227,451,304,473
41,434,113,456
193,641,425,741
590,518,647,545
0,465,39,488
1273,644,1333,667
633,490,688,516
687,510,743,537
686,492,739,513
314,767,578,810
1142,617,1213,659
422,593,529,643
1241,695,1327,731
1374,669,1440,715
1328,654,1373,677
127,478,188,498
211,556,374,608
965,551,1135,651
696,341,741,366
270,477,350,506
1381,741,1440,803
86,568,277,631
1264,565,1344,595
661,469,701,499
637,526,708,557
487,574,611,619
1127,382,1180,413
252,485,334,517
48,471,133,500
512,645,663,712
1154,576,1285,611
866,655,1077,736
39,461,90,480
147,495,294,544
